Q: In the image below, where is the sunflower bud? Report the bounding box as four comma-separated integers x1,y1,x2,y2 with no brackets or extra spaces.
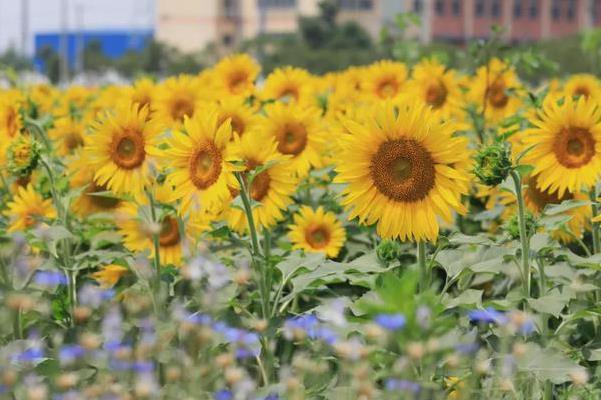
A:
474,143,511,187
376,239,402,263
504,212,538,240
7,135,41,177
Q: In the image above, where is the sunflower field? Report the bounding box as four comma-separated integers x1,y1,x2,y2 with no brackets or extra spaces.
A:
1,49,601,399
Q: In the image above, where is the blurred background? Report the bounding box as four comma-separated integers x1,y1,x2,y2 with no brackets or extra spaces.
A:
0,0,601,84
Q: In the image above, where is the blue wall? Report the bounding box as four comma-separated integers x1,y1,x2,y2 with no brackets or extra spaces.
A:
34,30,153,72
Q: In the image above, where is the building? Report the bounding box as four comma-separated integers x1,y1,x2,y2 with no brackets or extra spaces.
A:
155,0,601,53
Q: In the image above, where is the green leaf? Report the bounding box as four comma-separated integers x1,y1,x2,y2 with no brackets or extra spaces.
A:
516,344,582,384
527,289,571,317
442,289,483,310
544,200,590,215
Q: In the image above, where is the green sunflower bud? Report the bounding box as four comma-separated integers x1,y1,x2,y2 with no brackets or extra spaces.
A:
474,143,512,187
376,239,402,263
504,212,538,240
7,135,41,177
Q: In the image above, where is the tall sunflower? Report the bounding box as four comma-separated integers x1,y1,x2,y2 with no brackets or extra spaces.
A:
159,112,237,215
4,184,56,232
225,131,297,233
260,66,315,105
288,206,346,257
48,117,86,157
85,103,161,200
335,102,471,242
521,95,601,197
153,75,205,129
261,102,324,177
362,60,408,101
214,53,260,98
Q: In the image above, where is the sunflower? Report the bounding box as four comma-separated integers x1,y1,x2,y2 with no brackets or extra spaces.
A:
225,131,297,233
159,111,237,215
153,75,205,129
563,74,601,102
3,184,56,232
48,117,86,156
214,97,260,138
261,102,324,177
116,202,185,266
0,92,24,165
214,53,260,98
362,60,408,101
128,78,156,112
404,59,464,119
288,206,346,257
335,102,471,242
469,58,523,123
260,66,315,105
521,95,601,197
91,264,129,288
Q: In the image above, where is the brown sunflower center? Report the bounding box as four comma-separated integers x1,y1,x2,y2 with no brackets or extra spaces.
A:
110,130,146,169
228,72,249,94
276,122,307,156
6,108,18,137
371,139,436,202
553,127,596,169
159,216,180,247
64,132,84,151
573,86,590,98
87,182,120,209
376,78,399,98
189,142,223,190
171,97,194,122
278,86,299,102
487,79,509,109
305,224,331,249
425,81,448,108
219,114,245,136
250,169,271,202
526,176,572,212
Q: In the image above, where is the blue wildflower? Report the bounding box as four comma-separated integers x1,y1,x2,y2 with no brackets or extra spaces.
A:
468,308,508,325
214,389,233,400
33,270,67,287
374,313,406,330
132,361,154,373
385,379,421,393
12,346,45,363
59,344,85,364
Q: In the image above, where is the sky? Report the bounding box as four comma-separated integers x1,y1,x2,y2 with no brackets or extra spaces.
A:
0,0,154,55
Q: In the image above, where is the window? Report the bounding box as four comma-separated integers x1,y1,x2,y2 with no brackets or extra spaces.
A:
475,0,485,17
338,0,373,9
451,0,461,15
435,0,445,15
257,0,296,8
528,0,538,18
551,0,560,20
413,0,422,13
491,0,502,17
594,0,601,19
514,0,523,17
567,0,576,20
223,0,238,17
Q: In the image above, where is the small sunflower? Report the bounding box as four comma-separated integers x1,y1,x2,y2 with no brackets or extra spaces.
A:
154,75,205,129
261,102,324,177
288,206,346,257
362,60,408,101
91,264,129,288
225,131,297,233
521,96,601,197
214,97,260,138
128,78,156,112
214,53,260,98
48,117,86,156
85,103,161,200
563,74,601,102
4,184,56,232
260,66,315,105
159,112,237,214
7,134,41,178
335,102,471,242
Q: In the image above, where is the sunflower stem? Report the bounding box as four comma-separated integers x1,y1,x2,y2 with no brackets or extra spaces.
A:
510,170,531,302
146,190,163,314
590,186,600,255
417,241,428,293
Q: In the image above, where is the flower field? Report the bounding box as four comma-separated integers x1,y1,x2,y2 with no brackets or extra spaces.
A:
1,52,601,399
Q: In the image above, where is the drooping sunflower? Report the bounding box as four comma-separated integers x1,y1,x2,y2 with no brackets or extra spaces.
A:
153,75,205,129
260,66,315,105
563,74,601,102
159,112,237,215
261,102,324,177
225,131,297,233
335,102,471,242
404,59,464,119
85,103,161,200
521,95,601,197
3,184,56,232
214,53,260,98
469,58,523,123
48,117,86,157
91,264,129,288
362,60,408,101
288,206,346,258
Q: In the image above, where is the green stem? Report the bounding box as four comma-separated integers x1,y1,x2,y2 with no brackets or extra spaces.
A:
146,191,162,311
510,170,531,302
590,186,600,255
417,241,427,293
66,269,77,327
25,119,51,151
565,229,592,257
235,173,261,257
13,307,23,339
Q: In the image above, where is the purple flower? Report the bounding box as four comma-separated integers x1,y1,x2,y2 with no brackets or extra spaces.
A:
12,347,45,363
468,308,508,325
214,389,233,400
310,327,338,345
374,313,406,330
34,270,67,287
455,342,479,354
79,284,114,308
133,361,154,373
59,344,85,364
385,379,421,393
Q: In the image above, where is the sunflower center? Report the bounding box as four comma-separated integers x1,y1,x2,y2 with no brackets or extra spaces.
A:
487,79,509,109
87,182,120,209
278,86,299,102
553,127,596,169
425,82,448,108
371,139,436,202
159,216,180,247
189,143,223,190
6,109,18,137
64,132,84,151
219,114,245,136
526,176,572,212
376,78,399,98
573,86,590,98
250,170,271,202
171,98,194,122
111,130,146,170
228,72,249,94
305,224,331,249
276,123,307,156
